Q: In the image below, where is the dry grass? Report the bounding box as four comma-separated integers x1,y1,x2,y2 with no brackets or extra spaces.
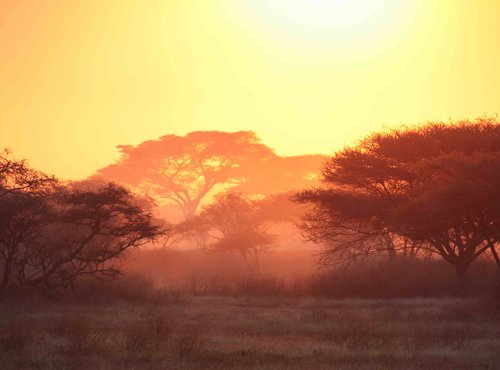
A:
0,296,499,369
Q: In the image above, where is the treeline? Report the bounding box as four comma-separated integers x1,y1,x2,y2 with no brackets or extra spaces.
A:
1,117,500,298
116,249,498,301
97,130,320,273
100,118,500,289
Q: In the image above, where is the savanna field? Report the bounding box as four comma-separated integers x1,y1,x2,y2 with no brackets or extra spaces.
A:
1,121,500,369
3,1,500,369
1,294,499,370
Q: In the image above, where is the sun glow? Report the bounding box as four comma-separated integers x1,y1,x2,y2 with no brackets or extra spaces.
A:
1,1,500,179
230,0,418,56
267,0,395,29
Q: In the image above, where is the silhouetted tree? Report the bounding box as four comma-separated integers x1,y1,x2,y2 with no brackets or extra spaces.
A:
163,191,302,253
391,151,500,281
0,191,48,293
97,131,275,218
17,181,164,290
0,150,57,293
195,192,276,272
0,155,164,295
296,118,500,285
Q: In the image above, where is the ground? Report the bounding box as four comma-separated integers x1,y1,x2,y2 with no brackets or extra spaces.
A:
1,296,499,369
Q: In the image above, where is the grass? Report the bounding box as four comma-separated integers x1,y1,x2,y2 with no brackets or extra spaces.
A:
0,296,499,369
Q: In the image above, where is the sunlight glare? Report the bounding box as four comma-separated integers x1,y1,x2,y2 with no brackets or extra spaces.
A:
267,0,394,28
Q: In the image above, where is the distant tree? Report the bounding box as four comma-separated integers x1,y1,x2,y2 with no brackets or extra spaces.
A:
163,191,302,253
97,131,275,218
195,192,276,272
151,217,210,250
296,118,500,285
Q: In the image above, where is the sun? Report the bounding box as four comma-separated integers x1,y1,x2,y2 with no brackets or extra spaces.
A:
229,0,416,53
266,0,396,29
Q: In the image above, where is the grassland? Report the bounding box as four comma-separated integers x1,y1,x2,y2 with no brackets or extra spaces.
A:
1,295,499,369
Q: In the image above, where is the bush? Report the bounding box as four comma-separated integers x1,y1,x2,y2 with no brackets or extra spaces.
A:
174,259,499,298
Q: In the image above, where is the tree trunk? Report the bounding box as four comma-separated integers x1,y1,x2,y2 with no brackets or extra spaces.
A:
383,234,396,260
490,244,500,269
252,249,261,275
0,257,12,298
183,200,200,220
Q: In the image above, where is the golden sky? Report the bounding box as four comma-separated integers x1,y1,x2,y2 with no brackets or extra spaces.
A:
1,0,499,179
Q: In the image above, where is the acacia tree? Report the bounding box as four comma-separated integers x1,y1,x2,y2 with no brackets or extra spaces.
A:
0,155,164,294
0,191,48,293
195,192,276,272
97,131,275,218
18,181,164,290
391,151,500,279
0,150,57,293
296,118,500,284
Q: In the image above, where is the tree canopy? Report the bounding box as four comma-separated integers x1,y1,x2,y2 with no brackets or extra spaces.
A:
0,153,164,295
193,192,278,272
98,131,275,218
295,118,500,283
97,131,324,219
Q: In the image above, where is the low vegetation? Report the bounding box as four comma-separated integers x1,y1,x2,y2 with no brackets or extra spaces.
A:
1,296,499,369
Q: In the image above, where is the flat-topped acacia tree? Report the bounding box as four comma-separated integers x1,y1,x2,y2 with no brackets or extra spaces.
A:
296,117,500,286
98,131,276,219
98,131,325,219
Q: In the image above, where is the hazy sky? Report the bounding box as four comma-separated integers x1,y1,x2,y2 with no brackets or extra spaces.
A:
1,0,499,179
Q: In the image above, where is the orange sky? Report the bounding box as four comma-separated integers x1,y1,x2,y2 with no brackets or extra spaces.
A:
1,0,499,179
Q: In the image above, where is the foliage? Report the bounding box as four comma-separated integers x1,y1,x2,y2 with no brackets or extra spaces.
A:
97,131,275,218
295,118,500,282
0,148,56,198
193,192,277,272
97,131,324,219
0,153,164,295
